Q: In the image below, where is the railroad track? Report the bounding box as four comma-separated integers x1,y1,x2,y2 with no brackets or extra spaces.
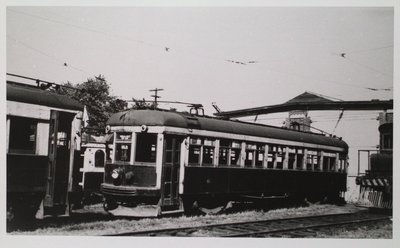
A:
105,211,391,237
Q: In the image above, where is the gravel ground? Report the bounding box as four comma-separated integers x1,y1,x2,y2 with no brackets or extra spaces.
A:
8,203,391,237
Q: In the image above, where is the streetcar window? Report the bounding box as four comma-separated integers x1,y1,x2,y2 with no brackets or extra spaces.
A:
189,146,201,164
57,132,68,147
218,139,241,167
255,146,265,167
382,134,392,150
329,156,337,171
135,133,157,163
8,116,37,154
245,143,264,168
95,150,105,167
313,153,320,171
296,150,304,169
115,143,131,162
188,137,215,166
276,146,284,169
267,145,275,168
115,132,132,163
106,143,113,162
218,139,229,166
288,151,296,169
245,144,256,167
203,146,214,165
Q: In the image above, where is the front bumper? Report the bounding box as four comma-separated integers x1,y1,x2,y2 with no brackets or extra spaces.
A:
101,183,160,197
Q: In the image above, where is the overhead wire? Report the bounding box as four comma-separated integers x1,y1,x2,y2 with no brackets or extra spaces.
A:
7,34,90,75
340,45,393,55
8,9,164,49
8,8,393,94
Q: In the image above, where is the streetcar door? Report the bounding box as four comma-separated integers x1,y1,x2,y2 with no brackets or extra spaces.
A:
44,110,74,213
161,135,183,208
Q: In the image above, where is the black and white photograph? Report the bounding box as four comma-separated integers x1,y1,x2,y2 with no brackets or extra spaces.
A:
2,0,397,246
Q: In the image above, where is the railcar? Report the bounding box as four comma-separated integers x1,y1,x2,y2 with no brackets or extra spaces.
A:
356,111,392,213
7,80,84,220
101,108,349,216
77,133,113,204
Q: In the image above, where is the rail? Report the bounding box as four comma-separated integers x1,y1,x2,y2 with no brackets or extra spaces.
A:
104,212,391,237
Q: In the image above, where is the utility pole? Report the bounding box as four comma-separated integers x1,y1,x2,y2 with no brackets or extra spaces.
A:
149,88,164,108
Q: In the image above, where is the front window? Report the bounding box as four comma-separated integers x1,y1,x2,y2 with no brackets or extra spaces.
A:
135,133,157,163
8,116,37,154
115,132,132,162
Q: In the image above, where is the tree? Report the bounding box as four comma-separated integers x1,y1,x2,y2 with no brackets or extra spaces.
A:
131,98,156,109
54,75,127,132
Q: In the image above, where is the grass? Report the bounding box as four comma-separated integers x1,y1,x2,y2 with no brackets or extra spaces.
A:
8,203,371,236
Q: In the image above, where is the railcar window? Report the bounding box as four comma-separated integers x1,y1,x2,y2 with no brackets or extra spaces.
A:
296,149,304,169
8,116,37,154
135,133,157,163
188,137,215,166
203,146,214,165
188,145,201,164
288,148,296,169
382,134,393,150
115,132,132,163
276,147,284,169
306,154,313,170
218,139,230,166
313,153,320,171
245,144,256,167
329,155,336,171
218,140,241,167
267,146,276,168
230,141,241,166
106,143,113,162
307,150,318,170
245,143,264,168
95,150,105,167
57,132,68,147
255,145,265,167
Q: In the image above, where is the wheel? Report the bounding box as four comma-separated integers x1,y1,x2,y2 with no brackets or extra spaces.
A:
103,198,118,211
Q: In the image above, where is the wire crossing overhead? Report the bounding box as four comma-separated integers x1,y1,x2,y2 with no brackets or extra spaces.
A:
214,92,393,119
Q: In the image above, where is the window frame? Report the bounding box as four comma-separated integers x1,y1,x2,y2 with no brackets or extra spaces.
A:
134,132,158,165
8,116,38,155
113,132,133,164
188,136,215,166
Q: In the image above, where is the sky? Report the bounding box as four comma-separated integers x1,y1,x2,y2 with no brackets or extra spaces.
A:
6,6,394,176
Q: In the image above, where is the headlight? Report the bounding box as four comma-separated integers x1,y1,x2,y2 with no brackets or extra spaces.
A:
111,169,120,179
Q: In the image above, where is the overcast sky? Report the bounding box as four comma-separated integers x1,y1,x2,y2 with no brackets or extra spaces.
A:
6,6,394,178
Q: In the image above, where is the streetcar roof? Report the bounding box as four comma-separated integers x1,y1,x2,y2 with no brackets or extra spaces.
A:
107,109,348,149
7,81,83,111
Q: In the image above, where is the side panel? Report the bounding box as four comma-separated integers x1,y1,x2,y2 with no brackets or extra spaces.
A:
183,167,347,197
7,154,48,192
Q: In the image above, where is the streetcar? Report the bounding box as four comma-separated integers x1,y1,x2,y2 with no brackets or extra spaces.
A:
101,108,349,216
7,80,84,220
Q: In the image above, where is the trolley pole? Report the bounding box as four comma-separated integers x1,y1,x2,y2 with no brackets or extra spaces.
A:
150,88,164,108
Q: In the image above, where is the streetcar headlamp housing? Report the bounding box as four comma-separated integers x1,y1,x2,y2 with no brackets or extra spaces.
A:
111,169,120,179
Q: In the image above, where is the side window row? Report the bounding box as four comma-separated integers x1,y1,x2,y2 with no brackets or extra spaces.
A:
187,136,346,172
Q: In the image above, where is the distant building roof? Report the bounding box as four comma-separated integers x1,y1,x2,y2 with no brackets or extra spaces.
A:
215,91,393,118
285,91,333,104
